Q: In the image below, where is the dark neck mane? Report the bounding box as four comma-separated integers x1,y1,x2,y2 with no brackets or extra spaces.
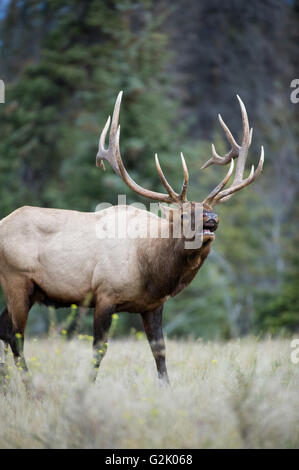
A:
138,235,213,300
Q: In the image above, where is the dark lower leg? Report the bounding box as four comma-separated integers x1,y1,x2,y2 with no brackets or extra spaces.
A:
0,302,30,373
10,334,28,372
10,332,33,395
142,306,169,384
91,305,114,381
0,283,34,395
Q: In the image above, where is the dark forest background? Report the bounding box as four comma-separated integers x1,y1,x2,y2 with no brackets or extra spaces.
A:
0,0,298,339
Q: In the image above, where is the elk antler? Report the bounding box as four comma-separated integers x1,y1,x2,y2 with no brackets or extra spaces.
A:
96,91,189,205
202,95,264,206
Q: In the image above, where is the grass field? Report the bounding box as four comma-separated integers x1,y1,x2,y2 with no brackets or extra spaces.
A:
0,335,298,449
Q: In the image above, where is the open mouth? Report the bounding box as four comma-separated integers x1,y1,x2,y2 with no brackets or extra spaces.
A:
203,229,215,236
202,221,217,238
203,230,215,240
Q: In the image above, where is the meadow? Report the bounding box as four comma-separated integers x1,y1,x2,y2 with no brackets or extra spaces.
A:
0,335,298,449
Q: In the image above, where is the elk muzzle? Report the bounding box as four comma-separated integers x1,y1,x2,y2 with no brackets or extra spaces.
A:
203,210,219,239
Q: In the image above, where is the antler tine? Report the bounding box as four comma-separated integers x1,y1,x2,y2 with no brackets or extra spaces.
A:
215,146,264,203
96,115,110,171
97,91,190,205
96,91,123,176
231,95,250,186
99,116,111,152
180,152,189,202
218,113,239,150
203,158,234,205
115,127,189,204
154,154,180,203
110,90,122,144
201,113,240,170
154,152,190,204
113,125,170,202
201,95,264,206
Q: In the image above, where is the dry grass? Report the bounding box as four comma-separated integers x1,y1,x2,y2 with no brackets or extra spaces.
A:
0,335,298,449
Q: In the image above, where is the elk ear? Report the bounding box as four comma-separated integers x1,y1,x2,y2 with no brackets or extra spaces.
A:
159,203,180,220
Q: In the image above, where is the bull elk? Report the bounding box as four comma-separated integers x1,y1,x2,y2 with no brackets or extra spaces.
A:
0,92,264,385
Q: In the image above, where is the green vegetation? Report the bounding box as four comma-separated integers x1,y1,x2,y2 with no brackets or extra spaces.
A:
0,0,298,339
0,336,298,448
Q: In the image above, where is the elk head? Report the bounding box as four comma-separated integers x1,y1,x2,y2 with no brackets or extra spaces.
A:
96,92,264,248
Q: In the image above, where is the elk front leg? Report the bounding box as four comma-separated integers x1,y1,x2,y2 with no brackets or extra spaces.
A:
91,303,114,382
141,305,170,384
1,279,34,376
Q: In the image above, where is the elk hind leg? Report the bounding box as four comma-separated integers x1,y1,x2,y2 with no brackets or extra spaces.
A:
3,280,33,374
91,302,114,382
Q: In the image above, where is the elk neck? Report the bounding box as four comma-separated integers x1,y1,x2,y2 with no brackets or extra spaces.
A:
138,231,213,301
